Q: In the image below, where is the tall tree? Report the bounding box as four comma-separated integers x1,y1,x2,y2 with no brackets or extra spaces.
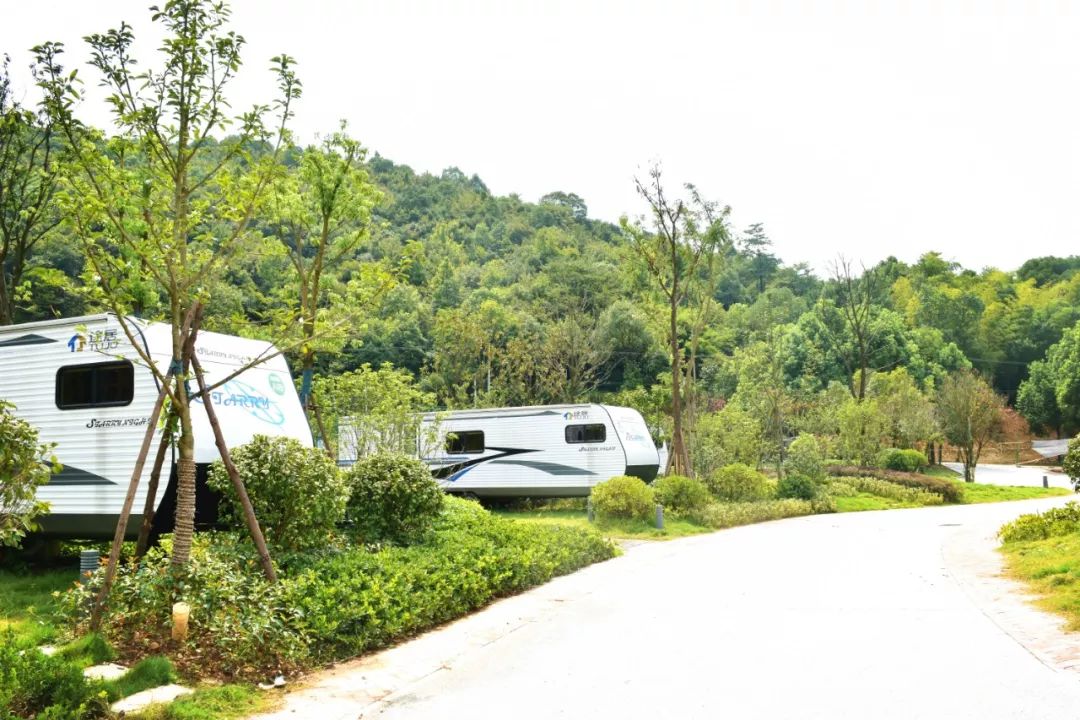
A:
937,370,1004,482
265,125,385,455
621,166,728,476
819,257,881,401
0,55,62,325
35,0,299,568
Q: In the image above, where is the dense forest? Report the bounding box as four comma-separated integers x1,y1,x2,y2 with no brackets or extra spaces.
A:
3,3,1080,485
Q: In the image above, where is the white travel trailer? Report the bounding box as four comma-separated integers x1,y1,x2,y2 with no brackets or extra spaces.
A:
0,313,311,538
340,404,660,497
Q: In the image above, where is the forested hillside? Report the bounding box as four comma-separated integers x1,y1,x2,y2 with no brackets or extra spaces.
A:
3,23,1080,482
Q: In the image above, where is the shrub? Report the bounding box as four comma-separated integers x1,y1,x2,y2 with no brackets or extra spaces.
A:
590,476,654,520
777,473,818,500
0,633,111,719
706,463,772,502
343,453,445,545
877,448,928,473
65,534,309,678
208,435,348,552
825,476,943,505
786,434,825,483
1064,436,1080,491
0,400,55,547
686,499,819,529
826,465,963,503
284,497,616,661
652,475,710,513
999,502,1080,544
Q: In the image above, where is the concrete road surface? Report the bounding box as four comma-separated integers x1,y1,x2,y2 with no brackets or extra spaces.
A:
258,497,1080,720
944,462,1074,489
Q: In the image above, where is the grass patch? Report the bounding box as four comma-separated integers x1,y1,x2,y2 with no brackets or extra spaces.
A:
1000,531,1080,631
833,493,917,512
958,483,1071,504
492,508,710,540
0,567,72,646
53,631,115,667
104,656,177,700
130,684,277,720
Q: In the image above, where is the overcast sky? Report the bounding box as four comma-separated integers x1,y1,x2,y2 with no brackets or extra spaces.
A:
3,0,1078,273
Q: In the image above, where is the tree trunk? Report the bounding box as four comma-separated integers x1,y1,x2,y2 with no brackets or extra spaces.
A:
311,393,334,460
668,293,690,476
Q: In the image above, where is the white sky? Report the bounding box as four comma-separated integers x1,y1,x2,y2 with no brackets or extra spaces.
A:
3,0,1079,273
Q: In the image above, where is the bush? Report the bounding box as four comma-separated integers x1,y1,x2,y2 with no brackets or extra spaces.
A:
786,434,825,483
0,400,55,547
999,502,1080,544
0,633,111,719
825,476,944,505
1064,436,1080,491
777,473,818,500
284,497,616,661
706,463,772,502
877,448,928,473
65,534,309,678
590,476,654,520
686,499,819,530
652,474,710,513
343,453,445,545
826,465,963,503
208,435,348,552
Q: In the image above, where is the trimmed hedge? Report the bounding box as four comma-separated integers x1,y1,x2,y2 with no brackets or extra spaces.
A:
686,498,829,530
652,475,710,513
344,453,444,545
826,476,943,505
285,497,616,661
826,465,963,503
590,476,654,520
706,463,772,502
877,448,928,473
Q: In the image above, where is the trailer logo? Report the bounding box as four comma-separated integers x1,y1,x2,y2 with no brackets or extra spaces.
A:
563,410,589,421
68,329,119,353
193,379,285,426
67,333,85,352
86,416,150,429
268,374,286,396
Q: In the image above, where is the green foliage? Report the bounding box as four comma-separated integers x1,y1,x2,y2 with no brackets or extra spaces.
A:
65,535,310,678
826,476,943,505
589,475,655,520
785,433,825,483
284,497,615,662
144,685,271,720
691,405,765,478
999,503,1080,544
877,448,928,473
343,453,444,545
826,465,963,503
705,463,773,502
686,499,822,529
836,398,885,467
0,633,111,719
103,656,176,700
777,473,818,500
0,401,55,547
937,370,1005,481
316,363,436,458
1064,436,1080,491
208,435,349,553
651,475,710,513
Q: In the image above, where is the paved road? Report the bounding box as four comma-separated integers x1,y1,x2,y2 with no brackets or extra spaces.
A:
944,462,1074,489
260,497,1080,720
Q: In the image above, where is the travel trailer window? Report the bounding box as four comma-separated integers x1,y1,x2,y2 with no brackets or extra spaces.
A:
565,423,606,444
56,361,135,409
446,430,484,454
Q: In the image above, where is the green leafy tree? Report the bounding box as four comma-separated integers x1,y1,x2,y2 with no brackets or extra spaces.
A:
34,0,300,568
0,401,56,546
836,397,886,466
621,166,728,475
1063,436,1080,491
0,56,63,325
868,368,938,449
937,371,1004,482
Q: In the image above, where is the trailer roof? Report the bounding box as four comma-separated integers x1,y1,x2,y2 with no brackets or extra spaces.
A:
0,312,150,334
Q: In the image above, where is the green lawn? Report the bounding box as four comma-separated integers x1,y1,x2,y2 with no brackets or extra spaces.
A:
493,508,711,540
958,483,1071,504
832,494,920,513
0,568,73,646
1000,532,1080,631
